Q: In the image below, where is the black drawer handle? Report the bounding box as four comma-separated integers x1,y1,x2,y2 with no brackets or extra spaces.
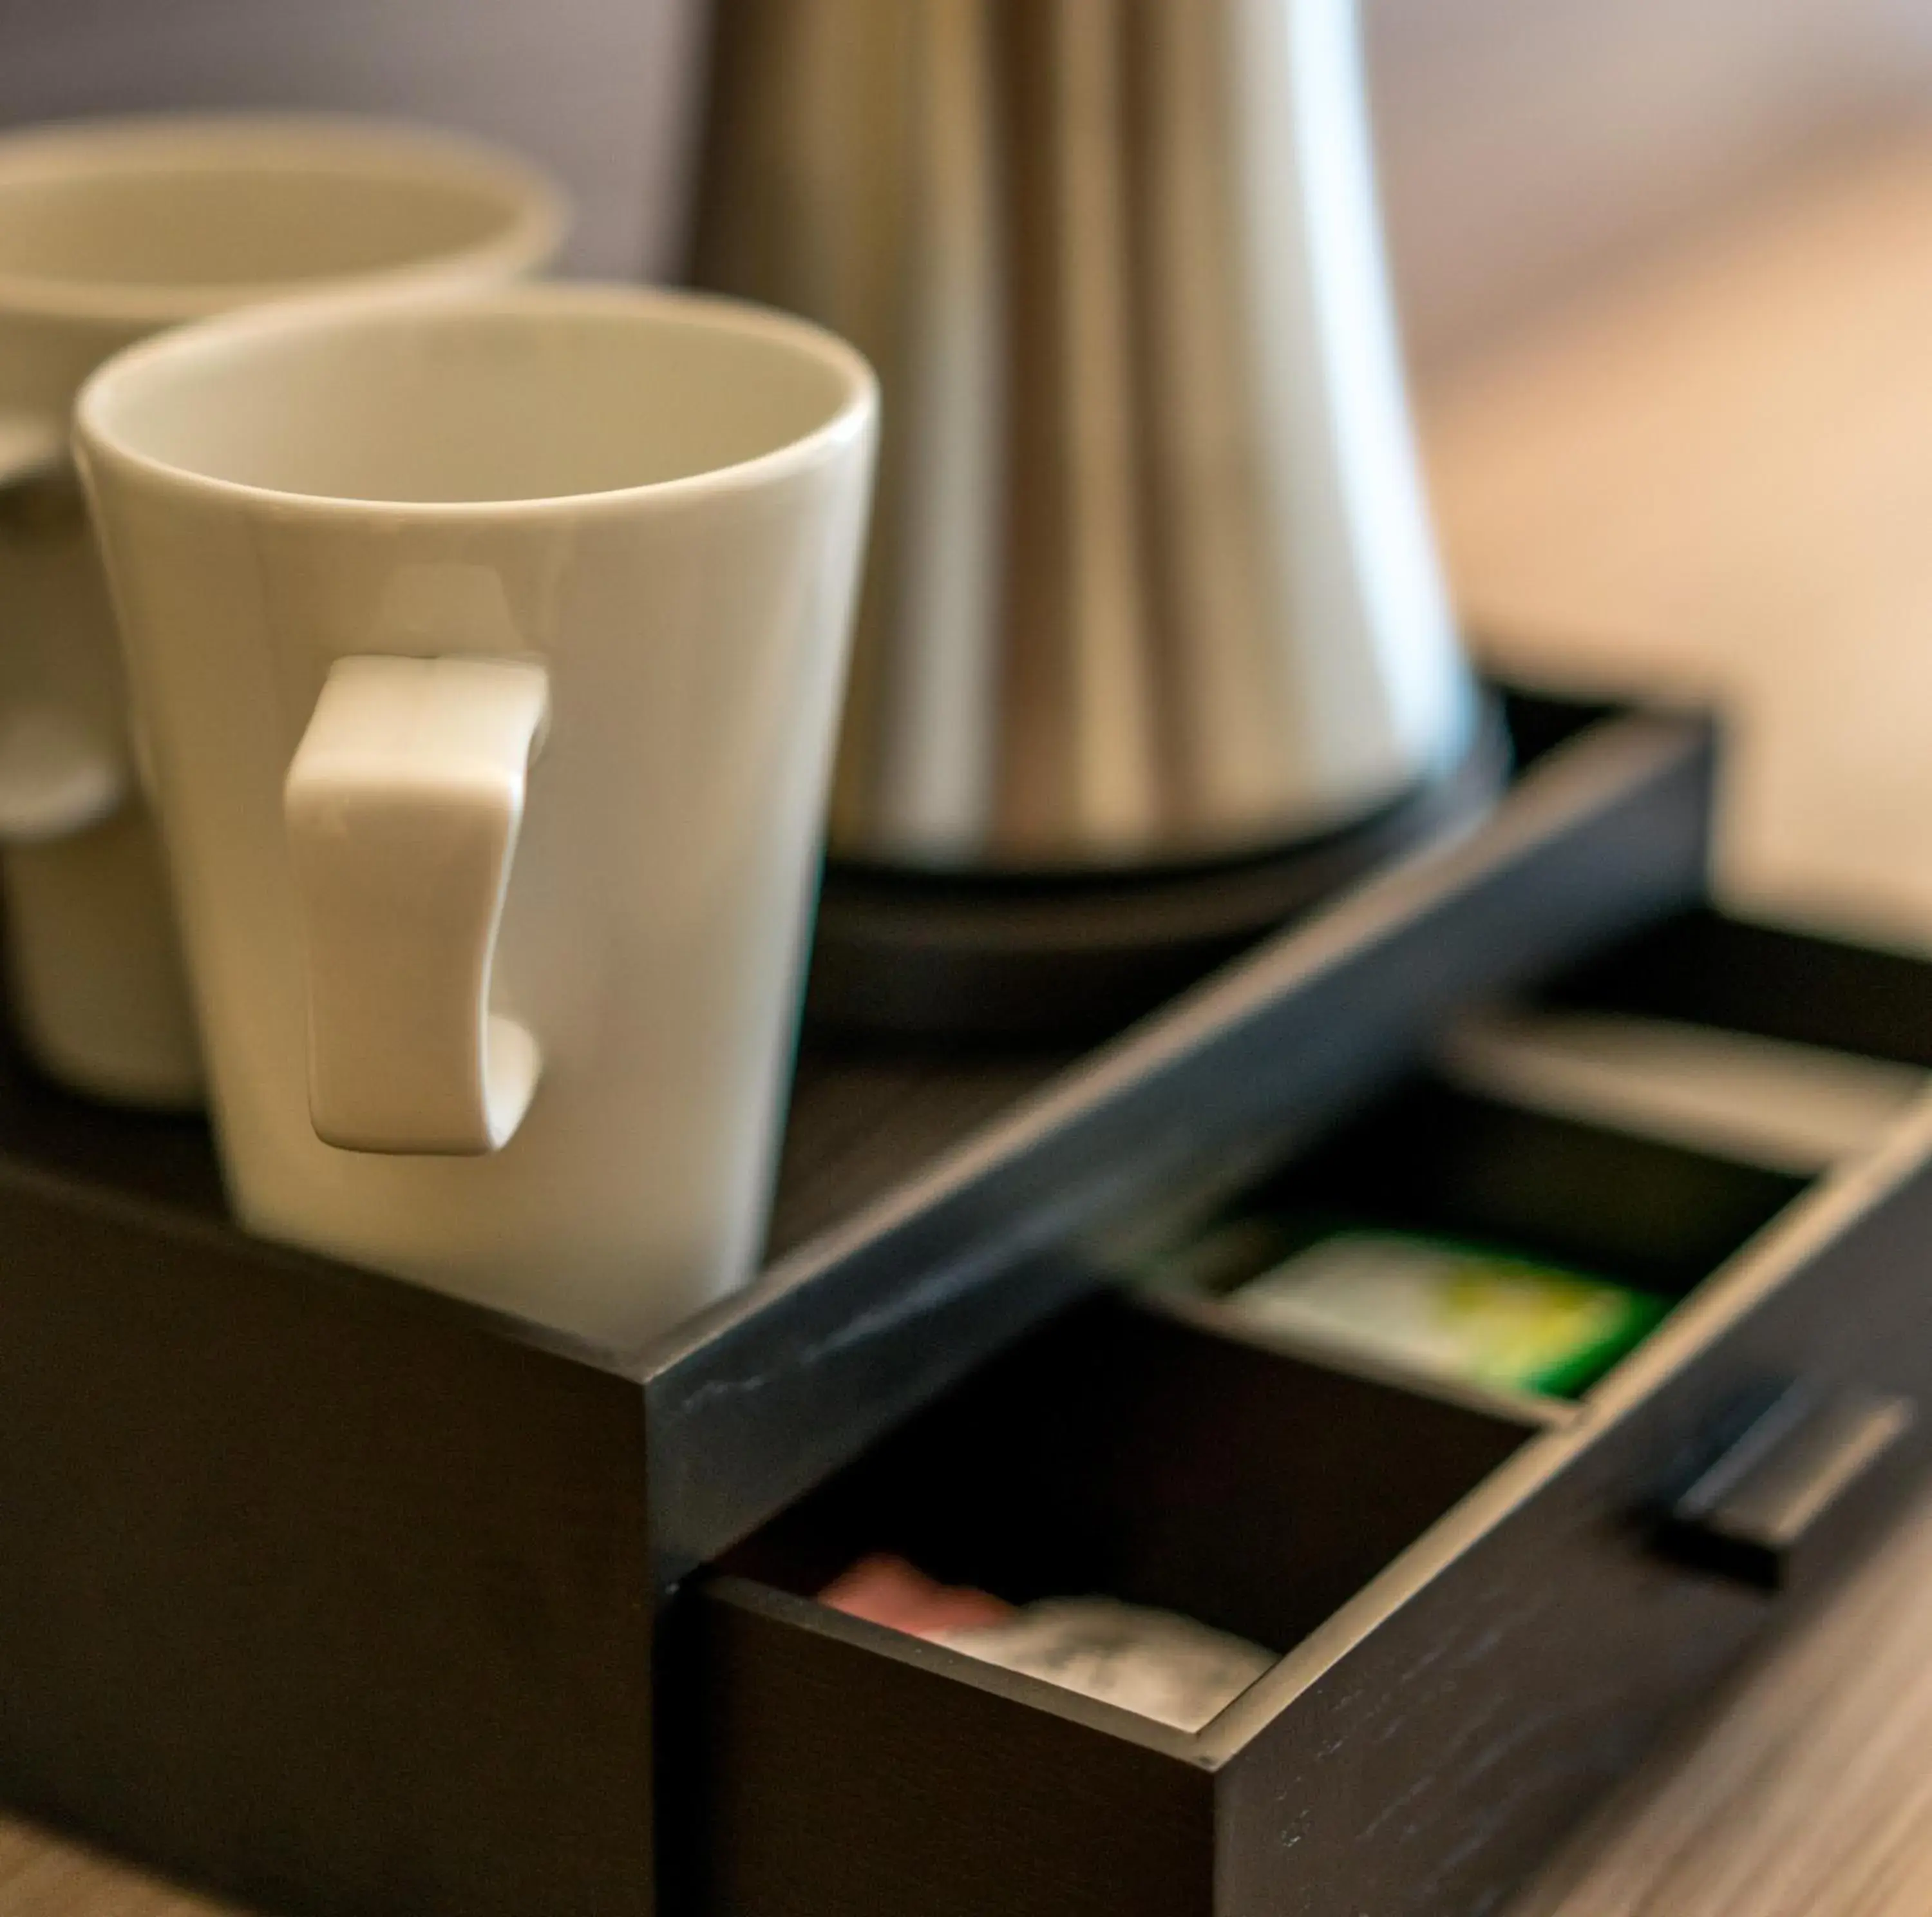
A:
1665,1384,1917,1592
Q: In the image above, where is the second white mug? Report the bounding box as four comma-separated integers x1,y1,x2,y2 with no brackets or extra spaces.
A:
78,284,878,1349
0,113,565,1104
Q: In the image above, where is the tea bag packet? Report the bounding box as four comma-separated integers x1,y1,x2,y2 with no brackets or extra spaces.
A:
933,1600,1276,1735
1224,1230,1669,1397
817,1554,1012,1637
820,1557,1274,1733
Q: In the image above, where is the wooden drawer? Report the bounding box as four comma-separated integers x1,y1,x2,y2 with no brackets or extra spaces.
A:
685,1067,1932,1915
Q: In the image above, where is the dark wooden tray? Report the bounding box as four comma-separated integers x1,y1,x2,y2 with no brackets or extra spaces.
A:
0,694,1747,1917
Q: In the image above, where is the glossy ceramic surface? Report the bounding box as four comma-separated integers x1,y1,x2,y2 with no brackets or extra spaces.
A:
77,284,878,1348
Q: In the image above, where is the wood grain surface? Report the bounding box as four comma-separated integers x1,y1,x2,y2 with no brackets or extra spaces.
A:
1513,1471,1932,1917
14,115,1932,1917
767,1043,1071,1257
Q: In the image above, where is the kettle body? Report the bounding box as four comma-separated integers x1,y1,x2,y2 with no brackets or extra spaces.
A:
694,0,1477,872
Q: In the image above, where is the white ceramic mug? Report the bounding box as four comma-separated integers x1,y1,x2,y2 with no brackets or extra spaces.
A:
0,113,564,1105
77,285,878,1349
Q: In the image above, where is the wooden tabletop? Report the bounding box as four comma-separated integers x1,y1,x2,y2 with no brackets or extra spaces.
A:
16,121,1932,1917
1428,122,1932,954
1423,117,1932,1917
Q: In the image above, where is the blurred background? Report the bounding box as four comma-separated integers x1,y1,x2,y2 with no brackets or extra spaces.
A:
3,0,1927,354
1370,0,1932,365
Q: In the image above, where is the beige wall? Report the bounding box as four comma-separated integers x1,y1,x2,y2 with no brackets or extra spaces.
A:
0,0,708,278
1370,0,1932,365
0,0,1927,354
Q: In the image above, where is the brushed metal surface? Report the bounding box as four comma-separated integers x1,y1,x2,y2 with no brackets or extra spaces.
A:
693,0,1475,870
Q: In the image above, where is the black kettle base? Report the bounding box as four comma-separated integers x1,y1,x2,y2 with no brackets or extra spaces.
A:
804,707,1511,1044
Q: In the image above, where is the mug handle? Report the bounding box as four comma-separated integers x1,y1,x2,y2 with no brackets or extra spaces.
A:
284,654,550,1156
0,412,128,844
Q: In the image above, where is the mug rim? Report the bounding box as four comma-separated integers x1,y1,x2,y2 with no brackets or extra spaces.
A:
0,112,566,325
75,281,880,517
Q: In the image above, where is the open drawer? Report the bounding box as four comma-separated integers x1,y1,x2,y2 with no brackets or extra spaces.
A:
683,1077,1932,1917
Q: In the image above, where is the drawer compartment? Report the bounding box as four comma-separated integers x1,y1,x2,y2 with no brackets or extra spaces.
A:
686,1077,1932,1916
1544,908,1932,1068
688,1300,1541,1917
1444,908,1932,1177
1144,1077,1806,1324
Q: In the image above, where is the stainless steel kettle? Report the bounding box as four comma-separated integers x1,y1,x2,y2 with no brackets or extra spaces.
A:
693,0,1479,880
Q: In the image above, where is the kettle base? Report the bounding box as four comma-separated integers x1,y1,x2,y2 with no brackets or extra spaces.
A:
804,705,1510,1044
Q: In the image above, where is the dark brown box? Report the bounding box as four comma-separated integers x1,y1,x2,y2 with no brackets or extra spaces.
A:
12,697,1926,1917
